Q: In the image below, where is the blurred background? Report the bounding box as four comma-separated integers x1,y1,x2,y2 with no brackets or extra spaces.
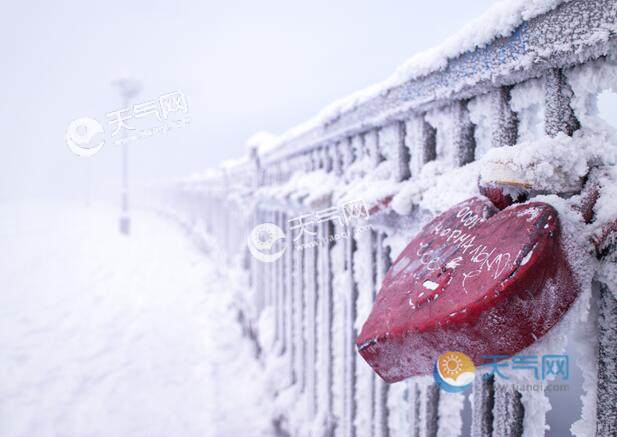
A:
1,0,506,203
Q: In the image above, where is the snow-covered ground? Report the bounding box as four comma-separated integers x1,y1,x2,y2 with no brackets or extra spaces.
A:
0,202,272,437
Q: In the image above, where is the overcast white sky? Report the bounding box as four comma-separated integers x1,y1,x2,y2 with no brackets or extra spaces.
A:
1,0,505,202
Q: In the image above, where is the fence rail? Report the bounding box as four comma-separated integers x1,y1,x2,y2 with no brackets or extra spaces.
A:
163,1,617,435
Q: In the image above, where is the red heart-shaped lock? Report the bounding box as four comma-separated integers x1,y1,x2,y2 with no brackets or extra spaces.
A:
356,197,580,383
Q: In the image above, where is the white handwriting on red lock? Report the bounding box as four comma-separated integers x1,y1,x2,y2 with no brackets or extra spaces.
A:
413,206,513,299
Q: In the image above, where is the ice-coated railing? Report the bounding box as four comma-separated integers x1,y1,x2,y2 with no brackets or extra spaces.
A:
163,0,617,435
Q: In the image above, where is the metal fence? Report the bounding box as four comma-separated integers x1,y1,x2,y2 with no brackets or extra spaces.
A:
164,1,617,435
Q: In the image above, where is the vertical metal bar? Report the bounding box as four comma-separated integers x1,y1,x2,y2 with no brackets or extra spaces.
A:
365,129,383,169
309,148,323,420
263,209,269,309
331,143,343,177
257,208,265,314
400,380,415,435
424,384,441,437
380,122,410,182
596,281,617,435
344,232,358,437
405,116,436,178
471,374,495,437
334,221,347,436
341,137,357,436
320,220,335,430
272,210,280,349
266,209,271,312
396,121,411,181
277,210,282,352
544,67,580,137
373,231,391,437
410,383,421,437
351,134,366,162
281,211,287,352
248,211,255,289
354,230,376,435
305,228,318,418
322,146,334,173
491,86,518,149
286,214,296,383
367,232,376,436
271,210,277,314
341,137,355,170
493,385,524,437
453,100,476,167
271,210,277,317
295,223,306,393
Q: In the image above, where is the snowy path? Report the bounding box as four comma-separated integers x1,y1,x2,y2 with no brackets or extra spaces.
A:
0,204,272,437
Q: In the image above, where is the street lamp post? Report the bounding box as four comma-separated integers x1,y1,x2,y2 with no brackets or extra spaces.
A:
111,76,141,235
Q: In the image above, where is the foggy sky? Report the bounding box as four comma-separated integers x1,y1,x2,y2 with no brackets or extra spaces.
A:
2,0,499,201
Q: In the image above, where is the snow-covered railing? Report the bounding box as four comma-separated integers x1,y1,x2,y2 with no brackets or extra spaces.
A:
165,1,617,436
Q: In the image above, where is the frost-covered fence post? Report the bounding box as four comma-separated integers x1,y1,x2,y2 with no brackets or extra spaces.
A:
544,68,579,137
256,207,265,314
423,384,440,436
343,232,358,437
267,208,274,310
272,208,279,348
301,206,315,404
380,122,410,182
493,384,524,436
341,137,355,170
294,208,306,394
261,207,269,310
317,146,336,431
273,209,280,321
277,209,286,354
373,231,390,437
341,137,359,437
332,142,344,177
471,374,494,437
405,116,436,177
271,209,279,349
491,87,518,149
328,142,347,436
304,221,318,418
250,145,260,187
318,219,336,431
308,149,325,417
596,281,617,435
257,207,264,313
332,219,347,436
365,130,383,168
409,383,421,437
354,225,376,436
306,151,321,420
247,209,256,289
285,211,296,383
452,100,476,167
351,134,365,164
